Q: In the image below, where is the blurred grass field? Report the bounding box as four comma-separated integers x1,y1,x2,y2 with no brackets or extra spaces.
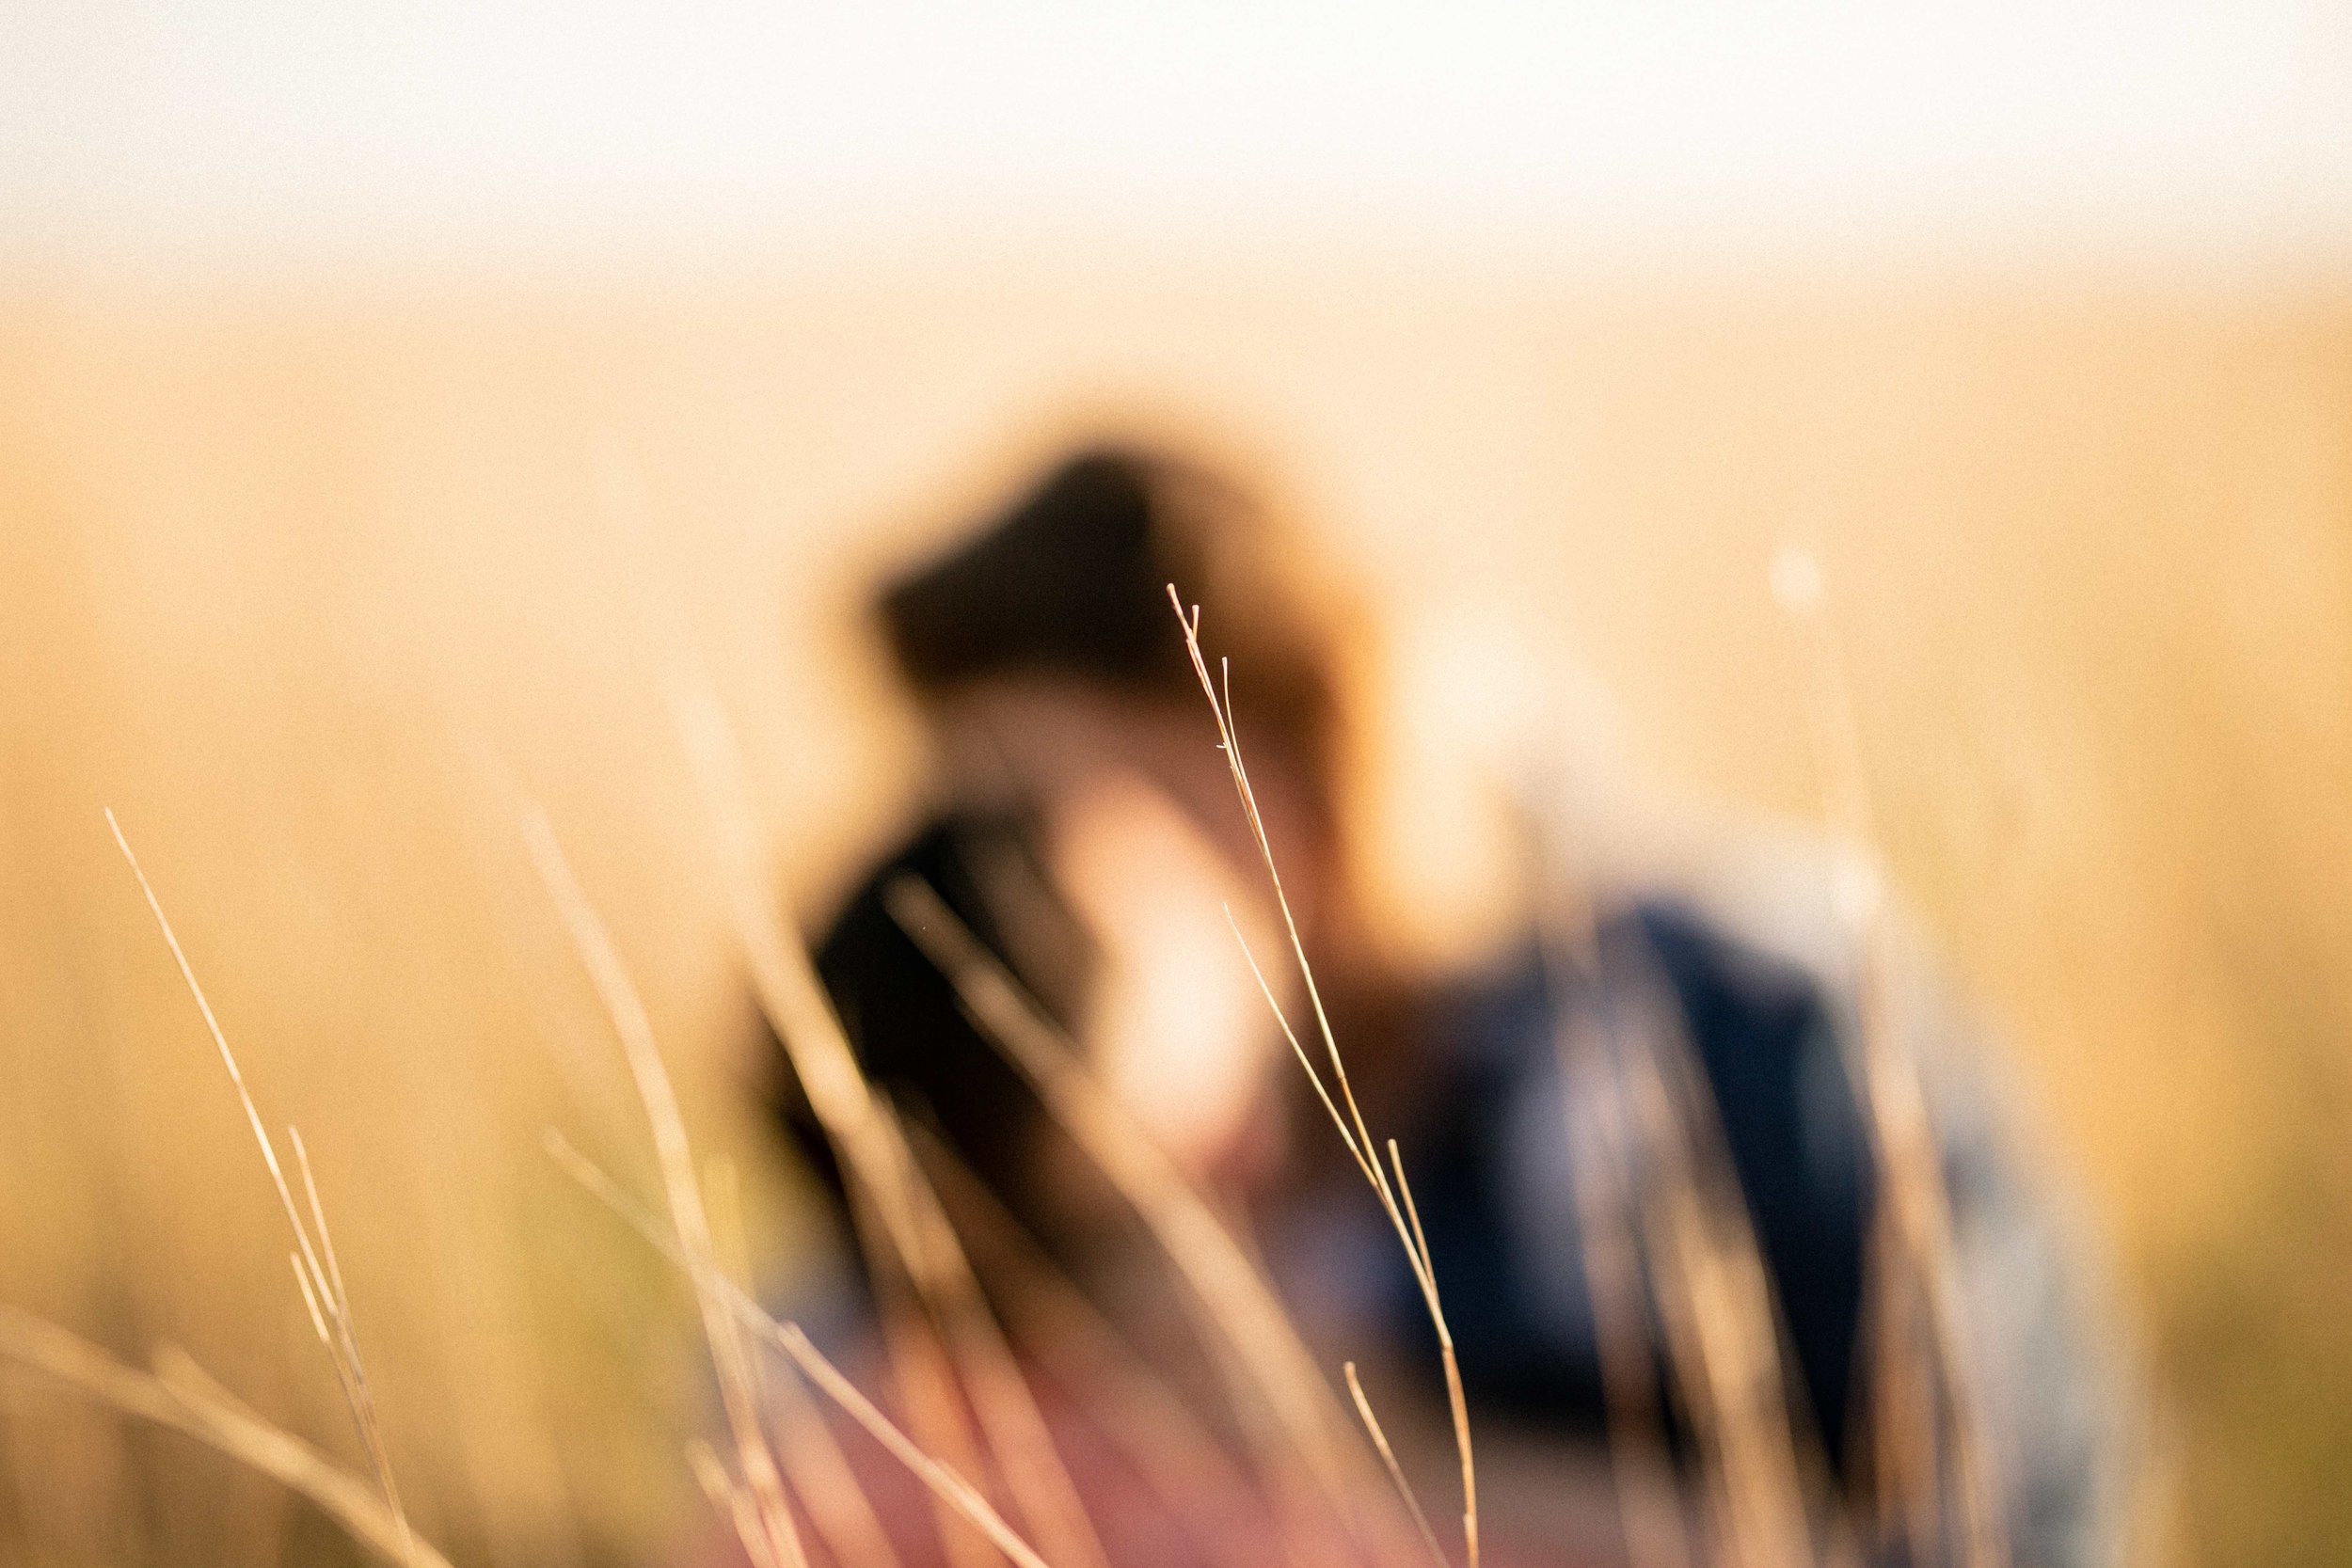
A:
2,253,2348,1567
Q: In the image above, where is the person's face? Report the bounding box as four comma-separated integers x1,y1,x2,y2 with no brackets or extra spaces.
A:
943,680,1326,1191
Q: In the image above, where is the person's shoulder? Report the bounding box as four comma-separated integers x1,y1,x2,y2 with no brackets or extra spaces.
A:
1616,829,1870,988
1612,890,1830,1019
1498,740,1870,1006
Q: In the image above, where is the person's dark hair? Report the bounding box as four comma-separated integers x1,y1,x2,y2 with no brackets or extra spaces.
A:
780,442,1356,1275
879,448,1195,698
876,443,1342,779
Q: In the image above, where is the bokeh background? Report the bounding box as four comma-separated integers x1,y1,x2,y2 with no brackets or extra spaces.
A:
5,6,2351,1566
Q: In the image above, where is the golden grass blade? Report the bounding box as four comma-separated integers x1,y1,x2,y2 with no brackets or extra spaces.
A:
283,1126,413,1556
1518,838,1708,1568
1773,547,2008,1568
289,1128,350,1315
1612,1009,1816,1568
105,809,416,1567
543,1132,1060,1568
1386,1146,1478,1568
0,1306,454,1568
768,1333,916,1568
843,1185,1004,1568
706,1153,909,1568
664,679,1113,1568
292,1252,334,1344
1223,908,1379,1192
599,451,1112,1568
148,1343,276,1430
772,1322,1058,1568
1342,1362,1448,1568
518,804,807,1568
545,1131,989,1568
1177,610,1398,1228
1546,996,1695,1568
546,1133,976,1568
909,1117,1276,1568
1522,808,1816,1568
686,1439,777,1568
104,812,319,1279
882,874,1400,1568
1167,588,1482,1568
901,1184,1117,1568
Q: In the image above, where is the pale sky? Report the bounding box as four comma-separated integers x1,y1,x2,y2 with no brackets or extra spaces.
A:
8,1,2352,263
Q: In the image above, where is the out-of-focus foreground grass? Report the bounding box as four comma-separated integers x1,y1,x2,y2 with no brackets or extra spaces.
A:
1,259,2347,1568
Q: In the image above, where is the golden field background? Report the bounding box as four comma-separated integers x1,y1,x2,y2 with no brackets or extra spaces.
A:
2,253,2349,1567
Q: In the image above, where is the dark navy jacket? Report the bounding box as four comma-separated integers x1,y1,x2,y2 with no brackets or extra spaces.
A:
794,813,2114,1565
1396,903,1874,1469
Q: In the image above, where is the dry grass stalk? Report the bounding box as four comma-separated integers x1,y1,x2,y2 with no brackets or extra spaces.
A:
601,436,1108,1568
1342,1362,1448,1568
686,1438,775,1564
1862,1228,1943,1553
908,1119,1276,1568
664,678,1112,1568
895,1163,1117,1568
775,1318,1058,1568
0,1305,452,1568
1545,994,1696,1568
1516,866,1691,1568
1167,587,1481,1568
840,1164,1012,1568
1613,1019,1816,1568
1531,841,1804,1568
519,802,810,1568
882,875,1398,1568
706,1154,910,1568
103,808,419,1568
542,1131,1060,1568
1772,547,2008,1568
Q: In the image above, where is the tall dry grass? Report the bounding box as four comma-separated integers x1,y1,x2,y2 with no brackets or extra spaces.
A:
2,263,2347,1566
0,622,1487,1568
10,592,2041,1568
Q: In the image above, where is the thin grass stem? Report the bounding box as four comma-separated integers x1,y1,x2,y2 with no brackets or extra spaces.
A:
1342,1363,1448,1568
1168,588,1482,1568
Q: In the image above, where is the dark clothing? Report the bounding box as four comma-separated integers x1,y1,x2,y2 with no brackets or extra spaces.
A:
1402,904,1874,1471
795,812,2118,1567
801,812,1877,1457
797,810,1089,1237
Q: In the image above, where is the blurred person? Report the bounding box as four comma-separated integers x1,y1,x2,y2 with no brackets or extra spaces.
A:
761,444,2122,1568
